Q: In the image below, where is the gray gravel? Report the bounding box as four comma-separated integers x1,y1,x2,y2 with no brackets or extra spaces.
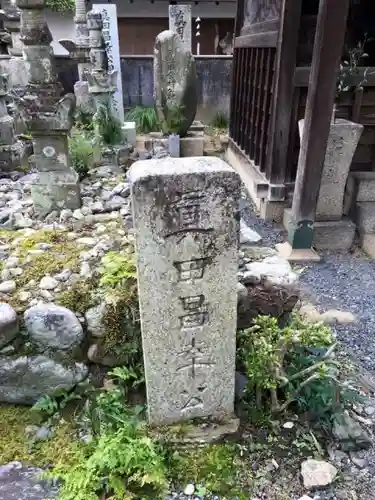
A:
241,196,375,374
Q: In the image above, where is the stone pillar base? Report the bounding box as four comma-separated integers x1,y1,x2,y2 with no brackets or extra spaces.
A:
31,171,81,216
283,208,356,251
180,135,204,157
360,234,375,259
276,241,321,263
151,416,239,447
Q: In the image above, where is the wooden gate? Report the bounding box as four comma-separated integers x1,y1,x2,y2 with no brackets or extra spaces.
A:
229,0,302,197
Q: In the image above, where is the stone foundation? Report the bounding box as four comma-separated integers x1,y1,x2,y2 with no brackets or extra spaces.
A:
283,208,356,251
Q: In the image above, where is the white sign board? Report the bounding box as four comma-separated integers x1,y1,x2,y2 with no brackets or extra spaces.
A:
93,4,124,122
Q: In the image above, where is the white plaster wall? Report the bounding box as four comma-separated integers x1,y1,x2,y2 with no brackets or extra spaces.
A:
47,0,236,55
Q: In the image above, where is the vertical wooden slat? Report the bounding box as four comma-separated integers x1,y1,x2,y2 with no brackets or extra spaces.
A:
254,48,266,165
229,0,245,139
245,47,256,155
249,48,260,159
232,48,242,143
259,48,274,170
239,49,250,149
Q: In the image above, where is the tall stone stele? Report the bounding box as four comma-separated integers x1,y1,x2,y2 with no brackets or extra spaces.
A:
130,156,240,425
17,0,81,216
154,30,198,137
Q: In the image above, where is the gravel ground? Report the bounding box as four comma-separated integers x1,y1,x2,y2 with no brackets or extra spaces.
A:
240,195,375,374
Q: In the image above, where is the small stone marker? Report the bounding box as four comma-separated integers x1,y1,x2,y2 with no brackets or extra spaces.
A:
130,157,240,425
122,121,136,147
169,4,192,53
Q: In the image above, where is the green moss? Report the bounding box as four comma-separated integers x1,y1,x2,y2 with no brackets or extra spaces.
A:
0,404,86,468
15,231,81,288
18,229,68,252
56,280,98,314
168,443,252,498
0,229,16,245
100,286,141,361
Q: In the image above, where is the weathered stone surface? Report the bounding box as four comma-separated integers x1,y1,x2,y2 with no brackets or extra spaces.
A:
332,413,372,451
168,4,192,53
0,355,88,404
0,303,19,349
130,156,240,424
240,219,262,244
301,459,337,489
299,118,363,221
0,462,59,500
24,304,84,350
237,255,299,329
154,30,197,137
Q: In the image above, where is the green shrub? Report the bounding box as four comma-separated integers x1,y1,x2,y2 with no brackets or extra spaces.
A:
210,111,229,130
75,107,95,132
69,129,94,179
125,106,160,134
45,0,74,12
237,314,359,424
94,101,124,146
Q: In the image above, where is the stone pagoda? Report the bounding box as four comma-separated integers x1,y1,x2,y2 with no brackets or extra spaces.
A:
16,0,81,216
59,0,94,115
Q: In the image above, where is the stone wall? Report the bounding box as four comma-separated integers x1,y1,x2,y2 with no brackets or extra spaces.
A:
120,55,232,122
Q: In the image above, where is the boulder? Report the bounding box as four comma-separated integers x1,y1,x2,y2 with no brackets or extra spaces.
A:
0,303,19,349
154,30,197,137
300,459,337,489
0,355,88,404
24,304,84,351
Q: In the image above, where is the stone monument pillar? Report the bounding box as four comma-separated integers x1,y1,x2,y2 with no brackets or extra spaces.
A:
129,156,240,425
86,11,117,128
168,4,192,53
1,0,22,56
59,0,94,115
17,0,80,216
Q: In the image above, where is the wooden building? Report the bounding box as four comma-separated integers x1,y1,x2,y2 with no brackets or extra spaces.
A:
227,0,375,223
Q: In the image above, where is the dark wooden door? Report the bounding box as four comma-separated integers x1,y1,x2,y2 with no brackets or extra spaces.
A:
230,0,301,187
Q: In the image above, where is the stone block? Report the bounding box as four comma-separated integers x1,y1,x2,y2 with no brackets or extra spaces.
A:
344,172,375,216
122,121,137,147
180,135,204,157
360,233,375,258
31,171,81,216
129,156,240,425
299,118,363,221
283,208,355,251
355,202,375,234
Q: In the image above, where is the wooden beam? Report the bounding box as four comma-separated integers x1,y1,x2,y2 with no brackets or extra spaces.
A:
286,0,350,252
265,0,302,184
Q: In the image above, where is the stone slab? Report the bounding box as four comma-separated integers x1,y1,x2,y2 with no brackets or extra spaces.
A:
355,202,375,234
283,208,356,251
122,121,136,147
344,172,375,216
360,233,375,259
129,156,240,425
299,118,363,221
180,136,204,157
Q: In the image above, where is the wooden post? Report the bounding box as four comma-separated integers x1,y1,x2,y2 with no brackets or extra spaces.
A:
277,0,350,261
